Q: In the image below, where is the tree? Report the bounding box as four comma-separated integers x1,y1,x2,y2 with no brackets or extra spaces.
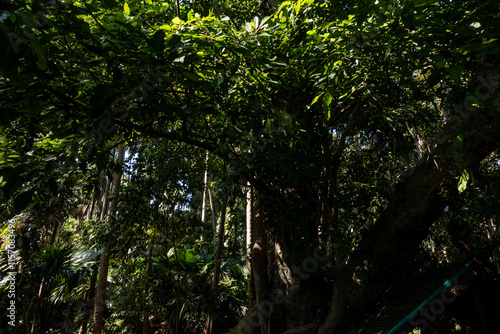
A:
92,143,125,334
1,0,499,333
204,184,230,334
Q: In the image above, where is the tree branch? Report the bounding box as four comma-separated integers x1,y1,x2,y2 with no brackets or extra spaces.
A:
112,118,279,201
112,118,218,153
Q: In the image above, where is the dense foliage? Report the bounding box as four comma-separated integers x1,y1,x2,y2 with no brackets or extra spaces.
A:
1,0,499,333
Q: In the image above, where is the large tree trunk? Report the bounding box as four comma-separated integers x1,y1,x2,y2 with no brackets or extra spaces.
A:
92,248,111,334
92,144,125,334
244,177,329,333
268,225,330,333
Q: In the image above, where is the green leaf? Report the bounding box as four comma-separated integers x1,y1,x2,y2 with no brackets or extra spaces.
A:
124,2,130,16
182,72,198,82
30,38,47,70
447,65,463,81
435,60,446,69
212,76,224,91
447,135,463,154
281,110,292,125
458,169,470,193
384,46,392,61
322,90,333,120
295,0,302,15
249,95,261,111
310,93,323,106
148,30,165,52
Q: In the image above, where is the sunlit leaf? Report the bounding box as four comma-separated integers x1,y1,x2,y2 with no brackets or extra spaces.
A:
295,0,302,15
311,93,323,106
124,2,130,16
458,169,470,193
323,90,333,120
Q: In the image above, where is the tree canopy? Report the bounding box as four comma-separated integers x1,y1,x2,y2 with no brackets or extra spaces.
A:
1,0,499,333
